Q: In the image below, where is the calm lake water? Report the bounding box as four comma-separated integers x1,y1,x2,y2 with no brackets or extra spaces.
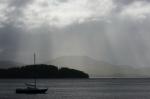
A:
1,78,150,99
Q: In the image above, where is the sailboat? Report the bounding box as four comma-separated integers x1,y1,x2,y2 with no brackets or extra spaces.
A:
16,53,48,94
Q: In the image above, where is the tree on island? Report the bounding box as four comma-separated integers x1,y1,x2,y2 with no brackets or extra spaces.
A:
0,64,89,78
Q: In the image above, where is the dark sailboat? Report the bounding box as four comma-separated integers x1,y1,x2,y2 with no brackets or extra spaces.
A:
16,53,48,94
16,85,48,94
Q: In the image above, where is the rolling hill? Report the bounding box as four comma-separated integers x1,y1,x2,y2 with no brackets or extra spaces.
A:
46,56,150,78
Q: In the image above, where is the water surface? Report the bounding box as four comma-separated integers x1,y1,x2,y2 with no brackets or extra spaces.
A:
0,78,150,99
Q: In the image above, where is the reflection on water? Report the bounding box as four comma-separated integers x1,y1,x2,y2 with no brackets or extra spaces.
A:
1,78,150,99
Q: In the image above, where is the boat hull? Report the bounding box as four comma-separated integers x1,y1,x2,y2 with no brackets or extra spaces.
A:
16,88,48,94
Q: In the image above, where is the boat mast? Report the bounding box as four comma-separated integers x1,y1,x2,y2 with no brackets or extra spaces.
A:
34,53,36,88
34,53,36,65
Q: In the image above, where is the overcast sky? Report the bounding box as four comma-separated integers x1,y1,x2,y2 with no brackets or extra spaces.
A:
0,0,150,68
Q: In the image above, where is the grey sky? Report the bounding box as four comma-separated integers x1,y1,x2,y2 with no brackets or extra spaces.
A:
0,0,150,69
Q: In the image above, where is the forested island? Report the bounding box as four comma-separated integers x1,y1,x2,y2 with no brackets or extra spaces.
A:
0,64,89,78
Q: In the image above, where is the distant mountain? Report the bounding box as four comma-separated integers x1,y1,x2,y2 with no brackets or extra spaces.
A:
0,61,23,68
46,56,150,78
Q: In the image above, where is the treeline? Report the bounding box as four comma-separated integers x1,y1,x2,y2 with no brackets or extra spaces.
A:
0,64,89,78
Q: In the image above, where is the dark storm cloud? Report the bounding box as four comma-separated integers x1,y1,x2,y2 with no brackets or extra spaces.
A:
9,0,32,8
0,0,31,62
113,0,133,5
0,25,22,61
114,0,150,5
113,0,150,13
